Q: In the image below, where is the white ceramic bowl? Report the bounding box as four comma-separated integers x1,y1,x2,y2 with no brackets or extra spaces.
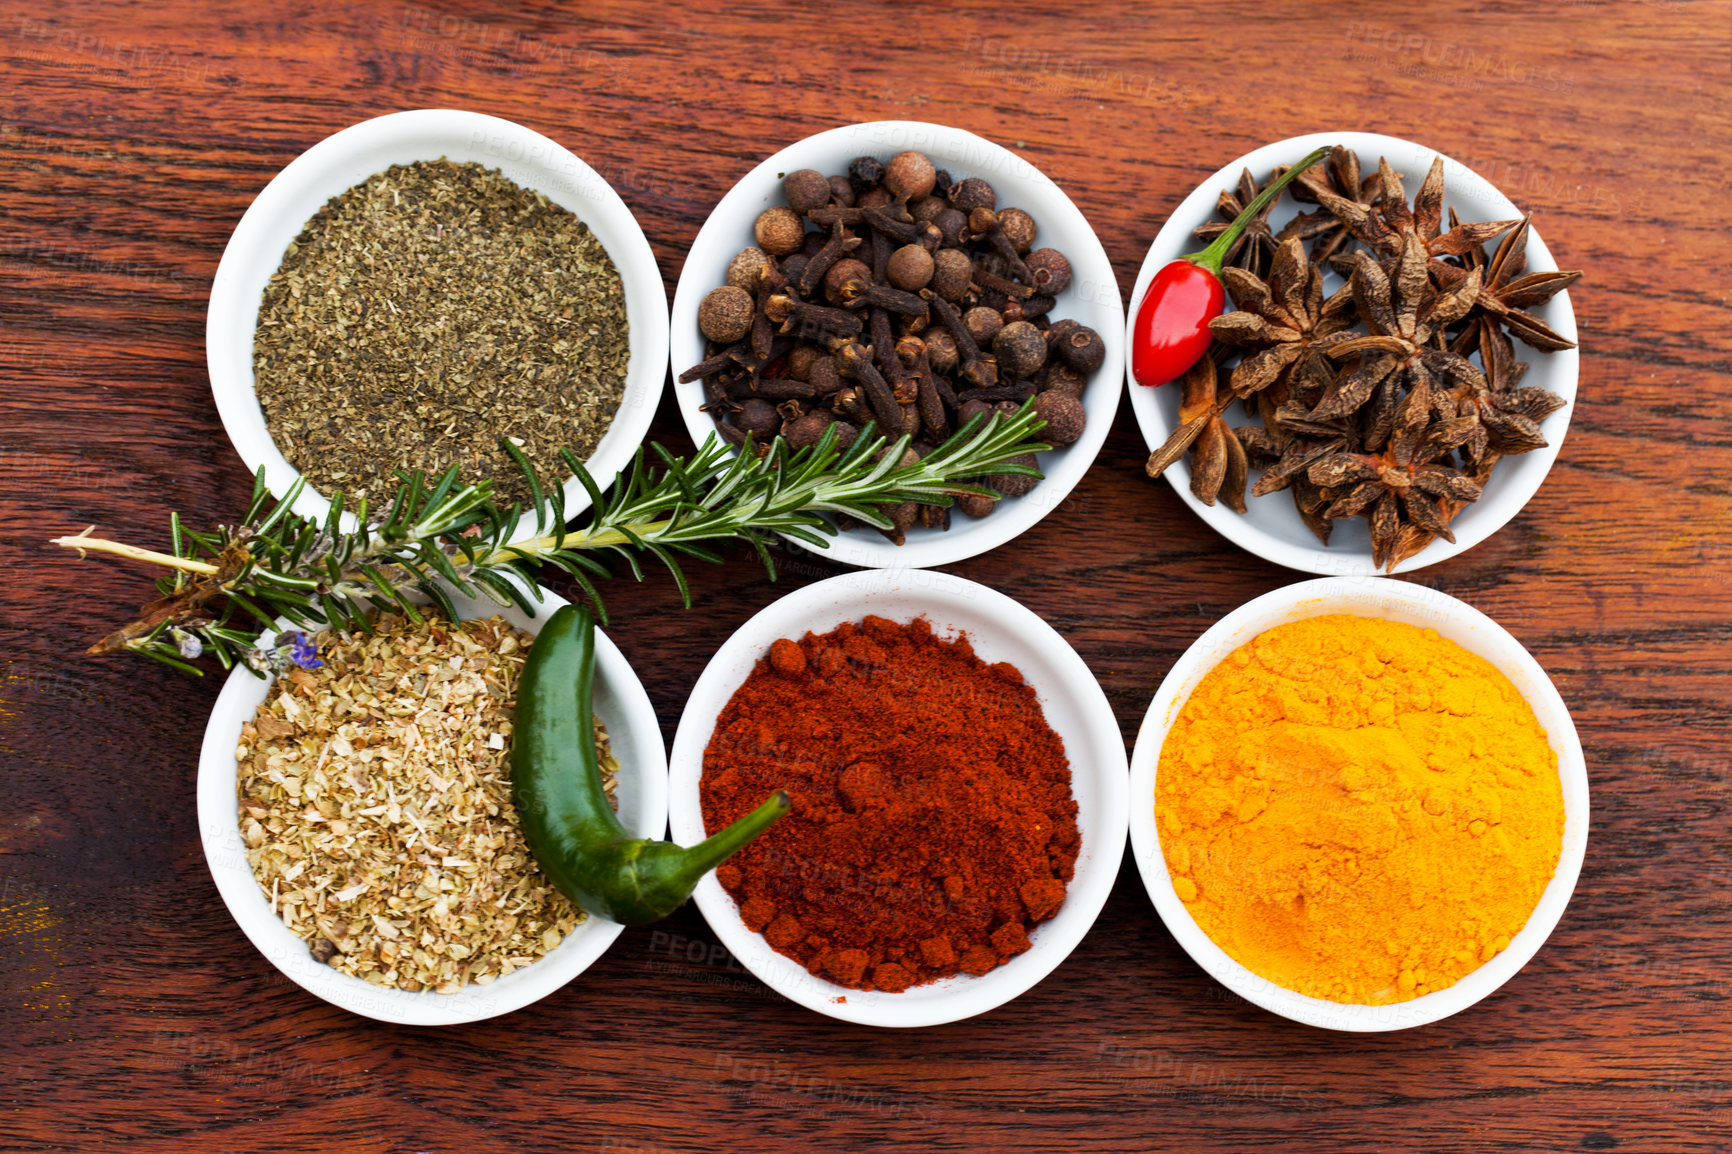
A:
1125,132,1580,575
196,578,668,1025
667,570,1128,1026
207,108,669,537
670,120,1125,570
1128,576,1589,1031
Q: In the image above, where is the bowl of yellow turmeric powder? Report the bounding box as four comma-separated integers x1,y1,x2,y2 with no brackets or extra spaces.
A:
1128,577,1588,1031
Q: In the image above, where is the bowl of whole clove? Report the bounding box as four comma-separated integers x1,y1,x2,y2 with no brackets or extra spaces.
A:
1126,131,1580,575
671,121,1124,570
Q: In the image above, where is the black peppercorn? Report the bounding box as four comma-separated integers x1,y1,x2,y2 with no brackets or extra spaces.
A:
848,155,886,192
1024,248,1072,294
992,320,1047,378
783,168,833,215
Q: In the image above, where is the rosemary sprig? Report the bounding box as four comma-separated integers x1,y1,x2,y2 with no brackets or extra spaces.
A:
54,409,1050,675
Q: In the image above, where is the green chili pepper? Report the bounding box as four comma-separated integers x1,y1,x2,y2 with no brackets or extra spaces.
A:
511,604,789,925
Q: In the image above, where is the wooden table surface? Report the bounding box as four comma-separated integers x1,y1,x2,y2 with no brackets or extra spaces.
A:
3,2,1728,1151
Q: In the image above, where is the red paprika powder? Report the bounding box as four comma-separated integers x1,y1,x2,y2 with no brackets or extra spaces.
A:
699,614,1080,993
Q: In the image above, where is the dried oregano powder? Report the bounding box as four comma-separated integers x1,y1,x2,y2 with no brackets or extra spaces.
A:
236,613,619,993
254,159,630,506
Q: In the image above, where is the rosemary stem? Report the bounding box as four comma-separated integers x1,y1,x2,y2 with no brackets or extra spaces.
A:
51,533,220,576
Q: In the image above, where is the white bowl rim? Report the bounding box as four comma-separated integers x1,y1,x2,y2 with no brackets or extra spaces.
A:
206,107,670,543
1126,576,1590,1031
196,577,669,1025
669,118,1125,570
1123,131,1580,576
666,568,1129,1027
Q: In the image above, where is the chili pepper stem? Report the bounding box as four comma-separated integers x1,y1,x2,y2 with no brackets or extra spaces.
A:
674,790,791,877
1183,146,1332,275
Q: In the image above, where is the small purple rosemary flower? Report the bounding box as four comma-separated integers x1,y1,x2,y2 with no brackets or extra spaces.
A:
287,632,323,670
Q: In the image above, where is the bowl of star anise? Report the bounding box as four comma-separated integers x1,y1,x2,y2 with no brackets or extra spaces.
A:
1127,132,1581,575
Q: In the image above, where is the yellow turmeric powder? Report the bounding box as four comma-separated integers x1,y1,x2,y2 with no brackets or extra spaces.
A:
1156,614,1564,1005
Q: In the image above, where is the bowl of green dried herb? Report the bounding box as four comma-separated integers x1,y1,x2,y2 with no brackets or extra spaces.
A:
208,109,668,537
670,120,1125,570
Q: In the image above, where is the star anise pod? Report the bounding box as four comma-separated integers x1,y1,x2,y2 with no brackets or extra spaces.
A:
1192,166,1288,278
1279,145,1382,265
1310,156,1521,270
1307,414,1484,570
1437,211,1581,352
1207,235,1359,401
1314,232,1484,424
1144,350,1249,512
1447,315,1568,463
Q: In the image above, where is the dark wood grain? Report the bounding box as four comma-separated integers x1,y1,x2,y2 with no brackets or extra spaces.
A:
2,1,1729,1151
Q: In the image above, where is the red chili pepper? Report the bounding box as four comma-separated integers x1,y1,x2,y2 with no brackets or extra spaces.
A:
1131,146,1331,388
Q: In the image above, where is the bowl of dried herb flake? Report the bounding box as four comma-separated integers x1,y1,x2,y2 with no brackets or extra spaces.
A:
208,109,668,540
196,576,667,1025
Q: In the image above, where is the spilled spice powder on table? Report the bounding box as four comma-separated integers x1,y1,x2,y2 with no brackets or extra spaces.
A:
1156,615,1564,1005
701,616,1079,992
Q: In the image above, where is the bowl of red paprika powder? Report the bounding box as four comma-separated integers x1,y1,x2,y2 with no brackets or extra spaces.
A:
666,570,1128,1027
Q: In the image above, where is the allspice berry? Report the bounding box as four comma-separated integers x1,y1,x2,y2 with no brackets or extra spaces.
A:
998,207,1037,254
1032,391,1086,445
884,150,937,198
698,286,754,343
925,328,959,373
948,176,996,212
809,356,841,396
957,399,999,426
734,398,781,440
725,246,769,291
787,344,820,382
1041,360,1087,397
930,249,973,301
1025,248,1072,294
909,195,947,223
992,321,1047,378
886,244,935,291
828,175,855,207
1056,324,1106,372
823,257,872,303
956,490,997,519
933,208,968,248
963,306,1004,346
985,453,1040,498
783,168,832,214
783,407,833,449
754,206,805,256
